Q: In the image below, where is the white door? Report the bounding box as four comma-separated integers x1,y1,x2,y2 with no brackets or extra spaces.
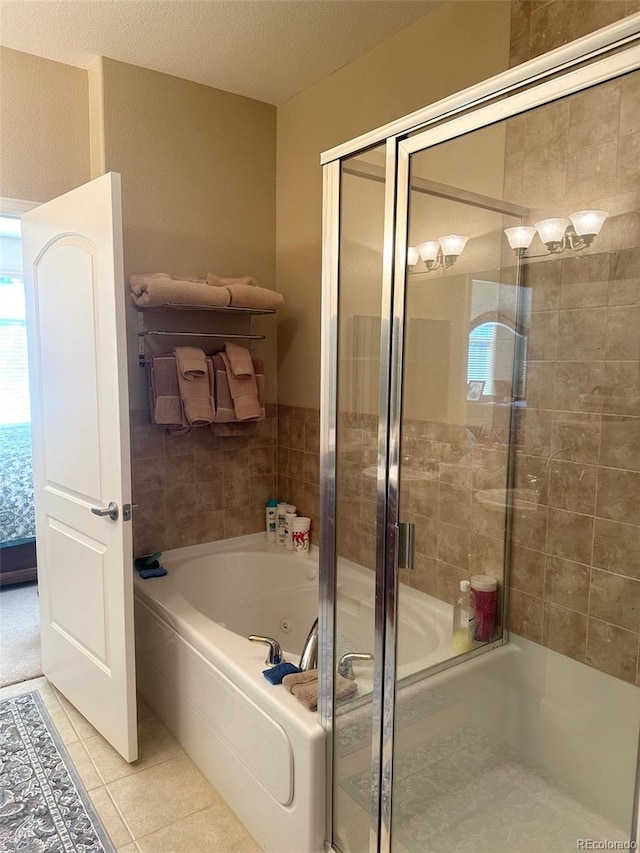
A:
22,173,137,761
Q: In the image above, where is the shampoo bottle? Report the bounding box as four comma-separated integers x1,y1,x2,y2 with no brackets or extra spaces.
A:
451,580,476,654
265,499,278,543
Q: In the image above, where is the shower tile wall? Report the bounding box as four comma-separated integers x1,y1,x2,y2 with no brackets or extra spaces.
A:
131,406,277,555
276,405,321,545
506,0,640,684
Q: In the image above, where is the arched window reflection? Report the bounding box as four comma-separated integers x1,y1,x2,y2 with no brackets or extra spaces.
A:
467,319,527,400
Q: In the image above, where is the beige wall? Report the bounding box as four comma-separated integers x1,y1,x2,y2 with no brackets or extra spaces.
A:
88,58,279,553
0,47,90,203
275,0,513,409
93,57,278,415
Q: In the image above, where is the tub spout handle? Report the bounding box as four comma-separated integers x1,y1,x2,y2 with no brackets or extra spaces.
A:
338,652,374,680
248,635,283,666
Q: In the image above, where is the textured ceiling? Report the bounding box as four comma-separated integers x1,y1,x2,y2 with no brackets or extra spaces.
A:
0,0,438,104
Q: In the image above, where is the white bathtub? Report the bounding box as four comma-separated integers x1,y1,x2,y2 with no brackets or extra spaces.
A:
134,535,325,853
133,533,455,853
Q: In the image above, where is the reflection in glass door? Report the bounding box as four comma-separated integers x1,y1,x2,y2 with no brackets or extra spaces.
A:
323,27,640,853
387,67,640,853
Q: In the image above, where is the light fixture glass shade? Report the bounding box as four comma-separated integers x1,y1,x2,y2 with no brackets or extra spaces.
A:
407,246,419,267
570,209,609,237
438,234,469,256
417,241,440,262
504,226,536,250
535,218,571,245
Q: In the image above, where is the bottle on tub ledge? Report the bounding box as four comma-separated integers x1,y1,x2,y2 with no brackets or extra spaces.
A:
265,499,278,543
451,580,476,654
276,502,289,545
291,517,311,556
284,505,297,549
471,574,498,643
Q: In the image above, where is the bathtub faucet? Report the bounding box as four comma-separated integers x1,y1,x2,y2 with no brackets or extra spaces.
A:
248,634,283,666
338,652,374,680
299,618,319,671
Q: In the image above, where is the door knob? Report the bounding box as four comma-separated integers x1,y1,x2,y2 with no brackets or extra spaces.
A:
90,501,119,521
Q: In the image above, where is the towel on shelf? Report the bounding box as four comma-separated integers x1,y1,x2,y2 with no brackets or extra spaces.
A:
225,284,284,311
130,273,230,309
206,272,258,288
221,351,262,421
149,355,184,427
225,341,255,378
212,354,237,423
174,345,207,380
282,669,357,712
174,346,214,425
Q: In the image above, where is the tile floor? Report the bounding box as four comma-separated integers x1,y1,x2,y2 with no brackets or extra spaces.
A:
0,676,262,852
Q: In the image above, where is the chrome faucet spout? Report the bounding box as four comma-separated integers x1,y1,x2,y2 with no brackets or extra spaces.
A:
299,618,319,671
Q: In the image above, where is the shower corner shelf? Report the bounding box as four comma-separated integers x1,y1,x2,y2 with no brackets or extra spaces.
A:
135,303,275,367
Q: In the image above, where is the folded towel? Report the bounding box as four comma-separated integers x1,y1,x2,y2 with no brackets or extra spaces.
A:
130,274,230,309
149,355,185,427
282,668,357,712
225,284,284,311
154,396,183,425
221,352,262,421
263,662,301,685
174,346,207,380
225,341,254,378
212,354,237,422
207,272,258,288
174,347,214,425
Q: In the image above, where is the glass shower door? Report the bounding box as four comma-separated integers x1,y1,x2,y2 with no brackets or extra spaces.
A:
385,67,640,853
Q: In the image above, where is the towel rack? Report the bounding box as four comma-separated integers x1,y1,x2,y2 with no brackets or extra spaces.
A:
137,307,269,367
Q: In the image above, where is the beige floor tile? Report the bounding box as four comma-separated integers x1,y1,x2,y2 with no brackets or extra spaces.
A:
136,803,261,853
46,701,81,745
56,691,101,740
66,741,103,791
136,694,155,722
84,715,184,784
107,755,217,839
90,786,134,849
0,677,59,711
117,845,141,853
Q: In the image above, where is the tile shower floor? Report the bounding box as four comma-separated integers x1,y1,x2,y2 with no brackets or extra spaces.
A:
342,725,623,853
0,676,261,852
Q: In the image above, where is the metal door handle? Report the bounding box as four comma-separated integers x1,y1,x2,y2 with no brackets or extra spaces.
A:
397,521,415,570
90,501,119,521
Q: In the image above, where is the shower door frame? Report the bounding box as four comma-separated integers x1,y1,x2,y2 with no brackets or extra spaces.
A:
320,14,640,853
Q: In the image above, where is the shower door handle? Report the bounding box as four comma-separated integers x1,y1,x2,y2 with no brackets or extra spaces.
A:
90,501,119,522
397,522,415,570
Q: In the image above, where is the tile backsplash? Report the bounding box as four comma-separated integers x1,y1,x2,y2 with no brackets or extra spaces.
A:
131,406,277,555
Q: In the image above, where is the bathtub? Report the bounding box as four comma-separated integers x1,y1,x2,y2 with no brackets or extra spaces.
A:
134,535,325,853
133,533,454,853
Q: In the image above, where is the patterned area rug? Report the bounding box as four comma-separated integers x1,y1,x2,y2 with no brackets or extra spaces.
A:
0,691,115,852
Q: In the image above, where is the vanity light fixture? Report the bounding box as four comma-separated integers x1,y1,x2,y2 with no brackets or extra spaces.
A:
407,234,469,271
504,210,608,257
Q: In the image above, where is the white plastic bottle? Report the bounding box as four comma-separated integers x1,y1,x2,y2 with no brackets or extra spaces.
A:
451,580,476,654
265,499,278,543
276,502,288,546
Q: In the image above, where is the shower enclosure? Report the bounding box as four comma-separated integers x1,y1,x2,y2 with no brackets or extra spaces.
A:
320,17,640,853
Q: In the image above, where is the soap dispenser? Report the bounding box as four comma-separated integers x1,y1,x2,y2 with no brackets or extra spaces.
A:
452,580,476,654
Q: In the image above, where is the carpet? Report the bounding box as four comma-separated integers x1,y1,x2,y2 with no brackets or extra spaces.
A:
0,691,116,852
0,583,42,687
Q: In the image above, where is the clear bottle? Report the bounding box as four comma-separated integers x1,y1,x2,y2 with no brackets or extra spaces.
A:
451,580,476,654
